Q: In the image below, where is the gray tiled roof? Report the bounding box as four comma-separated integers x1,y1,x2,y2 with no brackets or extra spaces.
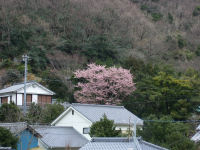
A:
80,137,168,150
71,103,143,125
34,126,88,148
0,122,27,135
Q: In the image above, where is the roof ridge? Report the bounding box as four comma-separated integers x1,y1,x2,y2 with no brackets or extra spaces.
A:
0,122,27,125
0,81,34,91
139,139,168,150
72,103,124,108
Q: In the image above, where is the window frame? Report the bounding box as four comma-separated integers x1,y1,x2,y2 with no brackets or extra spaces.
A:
83,127,90,134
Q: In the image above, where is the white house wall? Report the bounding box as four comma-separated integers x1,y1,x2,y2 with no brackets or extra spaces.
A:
17,85,51,95
54,108,92,140
32,94,38,103
11,94,16,104
17,94,23,105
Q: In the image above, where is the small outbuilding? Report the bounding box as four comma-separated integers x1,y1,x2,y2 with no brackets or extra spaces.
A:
0,122,41,150
0,81,55,106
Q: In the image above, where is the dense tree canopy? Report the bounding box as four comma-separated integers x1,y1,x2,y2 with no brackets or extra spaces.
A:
74,63,136,105
123,57,200,120
138,115,197,150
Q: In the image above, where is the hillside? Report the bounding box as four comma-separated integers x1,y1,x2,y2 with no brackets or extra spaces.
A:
0,0,200,100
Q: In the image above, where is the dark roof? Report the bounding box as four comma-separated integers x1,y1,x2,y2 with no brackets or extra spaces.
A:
34,126,88,148
52,103,143,125
80,137,168,150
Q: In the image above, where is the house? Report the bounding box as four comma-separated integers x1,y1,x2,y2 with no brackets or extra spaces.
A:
0,122,41,150
51,103,143,139
33,126,88,150
80,137,169,150
191,124,200,142
0,81,55,106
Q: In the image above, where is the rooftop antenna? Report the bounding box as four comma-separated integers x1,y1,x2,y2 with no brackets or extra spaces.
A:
22,54,30,115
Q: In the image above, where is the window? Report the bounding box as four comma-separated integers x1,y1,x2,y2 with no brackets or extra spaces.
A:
83,128,90,134
72,110,74,115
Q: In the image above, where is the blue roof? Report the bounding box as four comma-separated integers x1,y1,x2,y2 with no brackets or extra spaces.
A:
80,137,168,150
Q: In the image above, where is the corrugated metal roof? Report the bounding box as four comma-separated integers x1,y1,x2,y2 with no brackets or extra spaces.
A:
71,103,143,125
80,137,168,150
0,83,32,94
138,138,168,150
34,126,88,148
0,122,27,135
0,81,54,95
191,131,200,142
196,124,200,130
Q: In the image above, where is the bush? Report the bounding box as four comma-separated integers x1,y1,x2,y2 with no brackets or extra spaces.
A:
193,6,200,16
195,46,200,56
168,13,173,24
151,13,163,21
177,35,187,49
0,103,22,122
26,103,42,123
0,127,18,149
40,103,64,124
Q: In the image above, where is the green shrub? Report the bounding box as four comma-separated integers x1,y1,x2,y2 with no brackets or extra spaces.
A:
41,103,64,124
168,13,173,24
0,127,18,149
193,6,200,16
0,103,22,122
151,13,163,21
89,115,121,137
195,46,200,56
141,5,148,11
177,35,187,49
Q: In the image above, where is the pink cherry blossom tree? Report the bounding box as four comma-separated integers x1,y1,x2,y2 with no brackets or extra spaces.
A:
74,63,136,105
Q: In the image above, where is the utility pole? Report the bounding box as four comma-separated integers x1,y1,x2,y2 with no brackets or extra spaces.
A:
22,54,29,115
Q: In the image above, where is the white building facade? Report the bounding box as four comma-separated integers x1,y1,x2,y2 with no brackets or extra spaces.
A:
51,103,143,140
0,81,55,106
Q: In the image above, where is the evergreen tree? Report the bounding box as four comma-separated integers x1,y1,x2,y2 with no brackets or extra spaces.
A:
89,114,121,137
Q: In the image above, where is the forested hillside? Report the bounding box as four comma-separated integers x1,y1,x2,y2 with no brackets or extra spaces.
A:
0,0,200,99
1,0,200,149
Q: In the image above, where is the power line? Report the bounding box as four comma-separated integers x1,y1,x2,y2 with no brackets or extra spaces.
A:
142,119,200,123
